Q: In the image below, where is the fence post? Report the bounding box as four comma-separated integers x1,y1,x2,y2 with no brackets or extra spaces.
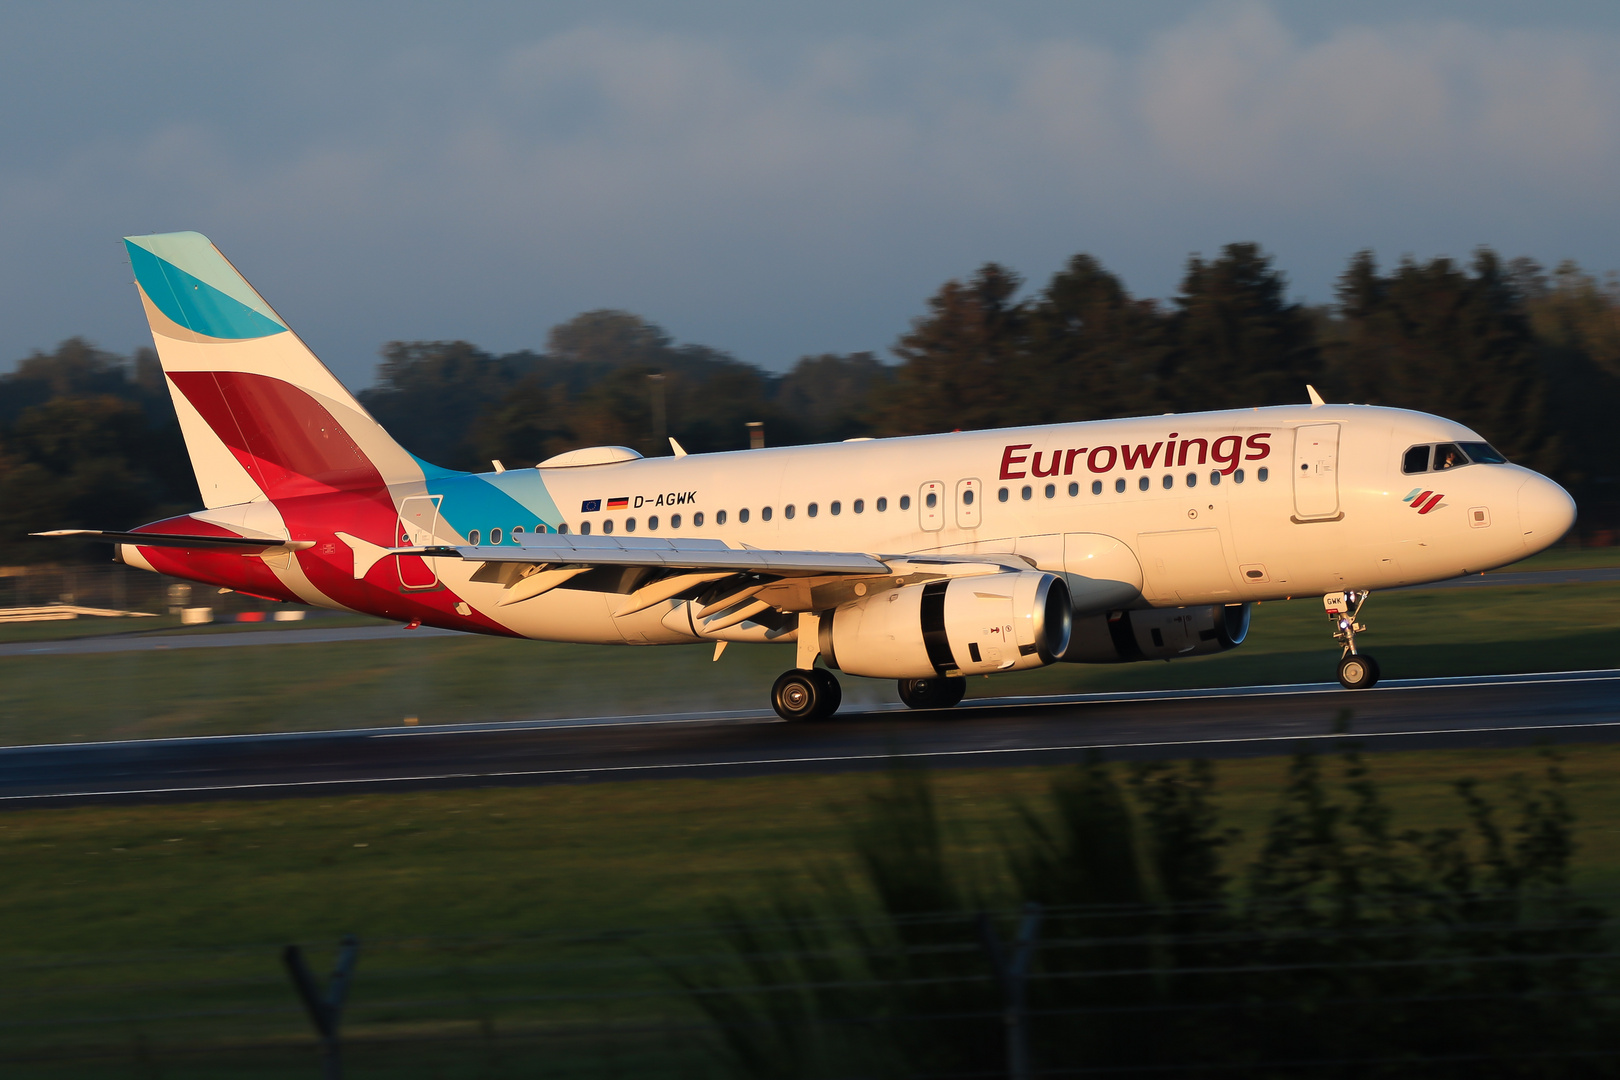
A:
283,934,360,1080
978,903,1043,1080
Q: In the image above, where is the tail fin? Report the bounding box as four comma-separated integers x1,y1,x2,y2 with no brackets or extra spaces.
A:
125,231,423,508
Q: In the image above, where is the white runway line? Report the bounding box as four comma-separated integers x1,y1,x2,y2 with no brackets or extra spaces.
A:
3,669,1618,756
7,716,1620,804
1,668,1618,802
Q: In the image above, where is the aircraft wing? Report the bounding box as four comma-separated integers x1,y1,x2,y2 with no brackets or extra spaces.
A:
451,535,888,574
353,533,1028,615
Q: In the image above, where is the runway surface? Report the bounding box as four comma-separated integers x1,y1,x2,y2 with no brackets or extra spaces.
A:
3,669,1617,806
1,565,1615,658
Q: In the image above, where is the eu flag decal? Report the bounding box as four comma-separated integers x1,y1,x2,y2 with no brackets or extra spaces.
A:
581,499,602,513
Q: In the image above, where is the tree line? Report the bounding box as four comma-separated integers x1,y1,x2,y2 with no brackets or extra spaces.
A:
4,243,1618,562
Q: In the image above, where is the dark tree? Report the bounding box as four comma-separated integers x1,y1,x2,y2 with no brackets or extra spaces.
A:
1170,243,1321,411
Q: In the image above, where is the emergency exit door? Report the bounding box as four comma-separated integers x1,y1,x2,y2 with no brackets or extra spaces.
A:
1292,424,1341,520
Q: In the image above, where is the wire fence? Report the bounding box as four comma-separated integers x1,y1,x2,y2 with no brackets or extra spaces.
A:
3,895,1617,1079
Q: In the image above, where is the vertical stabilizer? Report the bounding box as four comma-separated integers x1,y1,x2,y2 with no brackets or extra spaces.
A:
124,232,423,507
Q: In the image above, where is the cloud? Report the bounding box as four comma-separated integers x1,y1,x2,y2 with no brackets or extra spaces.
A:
2,3,1619,379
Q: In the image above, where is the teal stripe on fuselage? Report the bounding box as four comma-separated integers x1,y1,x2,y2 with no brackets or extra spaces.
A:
125,240,287,340
409,457,565,541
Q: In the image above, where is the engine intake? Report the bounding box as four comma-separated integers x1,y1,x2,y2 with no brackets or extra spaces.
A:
820,571,1071,680
1062,603,1250,663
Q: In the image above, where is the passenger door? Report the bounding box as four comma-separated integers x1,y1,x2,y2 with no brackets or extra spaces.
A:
1292,424,1341,520
396,494,442,590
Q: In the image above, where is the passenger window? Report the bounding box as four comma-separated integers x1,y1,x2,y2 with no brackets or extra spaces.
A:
468,529,480,546
1139,476,1149,491
877,497,888,511
1114,478,1125,493
1068,482,1078,496
1162,475,1173,490
490,527,503,545
1402,445,1431,474
762,507,773,521
625,518,636,533
1186,473,1197,488
997,489,1008,503
1092,480,1102,495
1021,486,1032,501
1209,471,1221,486
961,490,973,506
900,495,912,510
1044,484,1055,499
1234,469,1245,484
1257,467,1269,482
853,499,864,513
831,501,841,515
580,522,591,535
785,505,796,519
925,492,937,508
602,520,614,534
807,503,818,518
557,524,569,534
739,509,749,523
716,510,726,525
513,525,525,540
649,516,660,530
670,514,680,528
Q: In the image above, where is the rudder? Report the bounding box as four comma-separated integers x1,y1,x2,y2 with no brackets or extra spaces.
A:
125,231,422,507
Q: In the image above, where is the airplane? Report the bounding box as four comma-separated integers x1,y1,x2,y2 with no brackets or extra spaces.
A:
36,232,1577,720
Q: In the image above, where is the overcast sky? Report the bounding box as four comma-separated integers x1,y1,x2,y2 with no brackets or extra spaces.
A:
4,1,1619,385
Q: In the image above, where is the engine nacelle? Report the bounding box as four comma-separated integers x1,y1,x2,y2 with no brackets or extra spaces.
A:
1062,603,1251,663
820,571,1072,680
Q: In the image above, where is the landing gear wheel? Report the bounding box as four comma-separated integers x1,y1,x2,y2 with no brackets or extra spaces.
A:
771,670,823,721
808,668,842,718
1338,653,1379,690
897,675,968,710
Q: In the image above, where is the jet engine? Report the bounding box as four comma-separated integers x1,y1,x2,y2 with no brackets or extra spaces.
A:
1061,603,1251,663
818,571,1072,680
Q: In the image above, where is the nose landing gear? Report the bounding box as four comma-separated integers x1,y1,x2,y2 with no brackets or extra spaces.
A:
1326,590,1380,689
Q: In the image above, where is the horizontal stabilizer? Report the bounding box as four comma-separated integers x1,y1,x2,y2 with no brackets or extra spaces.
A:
33,529,313,551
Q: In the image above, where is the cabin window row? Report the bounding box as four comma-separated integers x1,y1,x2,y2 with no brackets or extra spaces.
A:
558,493,918,537
997,467,1268,502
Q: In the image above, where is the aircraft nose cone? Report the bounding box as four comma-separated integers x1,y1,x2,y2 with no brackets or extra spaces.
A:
1517,474,1576,553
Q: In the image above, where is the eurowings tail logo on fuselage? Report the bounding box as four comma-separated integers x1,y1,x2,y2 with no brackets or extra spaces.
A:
1404,488,1446,515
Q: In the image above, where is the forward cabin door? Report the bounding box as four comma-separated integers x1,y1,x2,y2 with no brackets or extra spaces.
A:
397,494,442,590
1292,424,1341,520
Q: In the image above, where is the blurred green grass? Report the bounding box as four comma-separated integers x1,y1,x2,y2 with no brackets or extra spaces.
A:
4,747,1619,1075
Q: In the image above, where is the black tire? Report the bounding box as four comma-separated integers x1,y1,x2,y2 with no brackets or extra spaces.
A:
771,670,823,721
808,668,842,718
897,675,967,710
1338,653,1379,690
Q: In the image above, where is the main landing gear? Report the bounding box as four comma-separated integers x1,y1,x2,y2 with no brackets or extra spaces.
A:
771,667,842,721
898,675,967,711
1325,590,1380,690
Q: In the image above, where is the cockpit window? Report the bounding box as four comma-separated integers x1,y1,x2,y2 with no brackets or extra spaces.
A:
1402,445,1430,474
1457,441,1507,465
1433,443,1466,470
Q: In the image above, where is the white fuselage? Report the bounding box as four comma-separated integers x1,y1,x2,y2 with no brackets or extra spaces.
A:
410,403,1575,647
